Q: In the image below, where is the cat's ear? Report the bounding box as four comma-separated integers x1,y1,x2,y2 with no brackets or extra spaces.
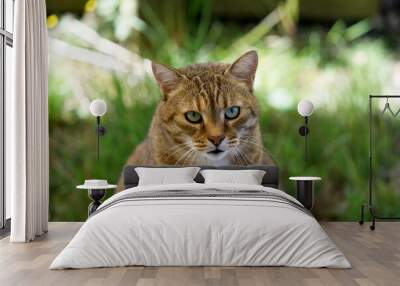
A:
228,50,258,91
152,62,181,99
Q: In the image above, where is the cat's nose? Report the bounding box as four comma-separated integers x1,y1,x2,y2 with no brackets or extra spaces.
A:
208,135,225,147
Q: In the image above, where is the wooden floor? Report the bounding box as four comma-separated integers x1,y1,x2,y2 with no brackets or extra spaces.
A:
0,222,399,286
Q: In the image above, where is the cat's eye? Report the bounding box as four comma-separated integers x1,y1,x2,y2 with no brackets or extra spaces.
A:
185,111,202,123
225,106,240,120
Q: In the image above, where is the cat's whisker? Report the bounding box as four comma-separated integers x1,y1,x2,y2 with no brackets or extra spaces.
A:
240,141,265,151
239,138,276,163
180,151,192,165
240,142,268,153
164,145,190,161
163,142,189,155
239,139,268,151
240,135,261,142
167,141,189,149
238,134,260,142
239,135,262,142
196,147,210,151
228,139,240,146
174,148,195,165
185,150,198,165
240,144,270,159
174,150,191,165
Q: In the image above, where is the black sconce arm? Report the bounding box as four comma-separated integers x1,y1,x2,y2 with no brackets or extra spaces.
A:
96,116,106,160
96,116,106,136
298,116,309,165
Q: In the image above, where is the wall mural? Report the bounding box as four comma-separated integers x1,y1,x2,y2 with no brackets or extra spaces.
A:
47,1,400,222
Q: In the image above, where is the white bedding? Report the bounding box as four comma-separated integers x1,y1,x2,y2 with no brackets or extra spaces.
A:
50,183,351,269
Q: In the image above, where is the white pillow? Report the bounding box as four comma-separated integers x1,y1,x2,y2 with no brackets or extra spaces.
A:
135,167,200,186
200,169,266,185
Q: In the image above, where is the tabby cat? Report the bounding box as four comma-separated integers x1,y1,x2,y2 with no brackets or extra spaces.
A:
124,50,274,169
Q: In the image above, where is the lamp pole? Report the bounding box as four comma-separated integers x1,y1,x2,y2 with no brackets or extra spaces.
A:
90,99,107,161
96,116,100,160
298,116,309,167
297,99,313,167
304,116,308,164
95,116,106,161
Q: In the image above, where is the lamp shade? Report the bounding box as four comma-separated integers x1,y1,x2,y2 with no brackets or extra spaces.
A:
89,99,107,117
297,99,314,117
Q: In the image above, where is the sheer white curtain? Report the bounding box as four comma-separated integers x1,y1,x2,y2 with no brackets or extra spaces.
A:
7,0,49,242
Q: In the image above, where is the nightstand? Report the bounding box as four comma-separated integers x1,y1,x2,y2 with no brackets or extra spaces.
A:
289,176,321,210
77,180,116,216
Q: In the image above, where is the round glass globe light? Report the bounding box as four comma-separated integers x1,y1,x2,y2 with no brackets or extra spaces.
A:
297,99,314,117
90,99,107,117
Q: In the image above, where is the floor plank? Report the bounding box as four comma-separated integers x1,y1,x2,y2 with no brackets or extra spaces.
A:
0,222,399,286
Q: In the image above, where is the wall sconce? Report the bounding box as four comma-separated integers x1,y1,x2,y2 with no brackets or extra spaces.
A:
89,99,107,160
297,99,314,164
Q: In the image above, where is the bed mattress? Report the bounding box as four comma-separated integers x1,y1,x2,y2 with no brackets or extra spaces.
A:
50,183,350,269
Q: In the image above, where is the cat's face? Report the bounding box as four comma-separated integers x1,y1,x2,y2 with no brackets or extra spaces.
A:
152,51,260,165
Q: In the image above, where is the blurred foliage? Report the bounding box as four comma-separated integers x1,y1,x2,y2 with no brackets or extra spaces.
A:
48,0,400,221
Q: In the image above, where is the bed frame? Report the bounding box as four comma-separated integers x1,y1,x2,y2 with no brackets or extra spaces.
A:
123,165,279,189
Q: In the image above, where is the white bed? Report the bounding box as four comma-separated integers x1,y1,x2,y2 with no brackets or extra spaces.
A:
50,183,350,269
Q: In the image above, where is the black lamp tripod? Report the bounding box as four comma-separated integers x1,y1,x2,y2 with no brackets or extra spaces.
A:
359,95,400,230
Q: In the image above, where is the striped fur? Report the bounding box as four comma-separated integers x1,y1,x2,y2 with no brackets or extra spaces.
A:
123,51,274,173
